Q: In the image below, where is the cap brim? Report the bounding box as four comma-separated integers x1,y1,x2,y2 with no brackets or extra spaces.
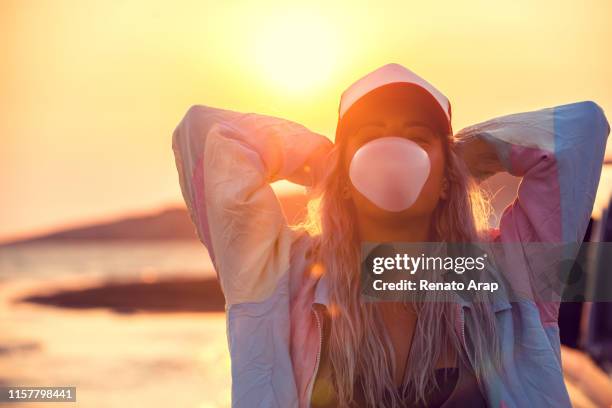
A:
335,82,452,144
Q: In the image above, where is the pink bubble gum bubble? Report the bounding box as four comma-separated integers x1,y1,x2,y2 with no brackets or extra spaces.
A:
349,137,431,212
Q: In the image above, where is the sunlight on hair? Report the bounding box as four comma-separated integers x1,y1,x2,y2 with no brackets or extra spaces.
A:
327,302,341,319
310,262,326,278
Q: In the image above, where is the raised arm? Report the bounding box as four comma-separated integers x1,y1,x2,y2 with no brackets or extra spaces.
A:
457,101,609,243
172,105,332,305
456,101,609,320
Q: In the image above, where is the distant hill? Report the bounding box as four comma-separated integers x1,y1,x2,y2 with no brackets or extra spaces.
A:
5,193,310,245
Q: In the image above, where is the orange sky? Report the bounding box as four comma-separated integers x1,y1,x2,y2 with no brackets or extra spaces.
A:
1,0,611,241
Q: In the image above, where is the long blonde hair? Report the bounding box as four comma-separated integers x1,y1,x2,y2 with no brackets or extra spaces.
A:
295,134,500,407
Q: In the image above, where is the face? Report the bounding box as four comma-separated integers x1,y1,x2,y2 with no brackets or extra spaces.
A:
340,86,448,220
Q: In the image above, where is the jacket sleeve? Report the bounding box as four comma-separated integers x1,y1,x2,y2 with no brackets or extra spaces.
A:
172,105,331,305
456,101,610,321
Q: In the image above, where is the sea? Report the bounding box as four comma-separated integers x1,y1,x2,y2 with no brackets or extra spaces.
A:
0,241,229,408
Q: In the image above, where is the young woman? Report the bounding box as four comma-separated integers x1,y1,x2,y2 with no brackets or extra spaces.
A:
172,63,609,407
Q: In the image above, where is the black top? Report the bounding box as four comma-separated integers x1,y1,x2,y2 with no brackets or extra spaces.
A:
310,308,488,407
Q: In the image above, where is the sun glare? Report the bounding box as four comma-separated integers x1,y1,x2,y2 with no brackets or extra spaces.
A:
252,11,338,94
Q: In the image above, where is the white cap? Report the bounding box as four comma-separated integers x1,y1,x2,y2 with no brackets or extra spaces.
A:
338,63,452,134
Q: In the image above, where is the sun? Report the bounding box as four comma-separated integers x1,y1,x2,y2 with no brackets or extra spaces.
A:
252,11,338,94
